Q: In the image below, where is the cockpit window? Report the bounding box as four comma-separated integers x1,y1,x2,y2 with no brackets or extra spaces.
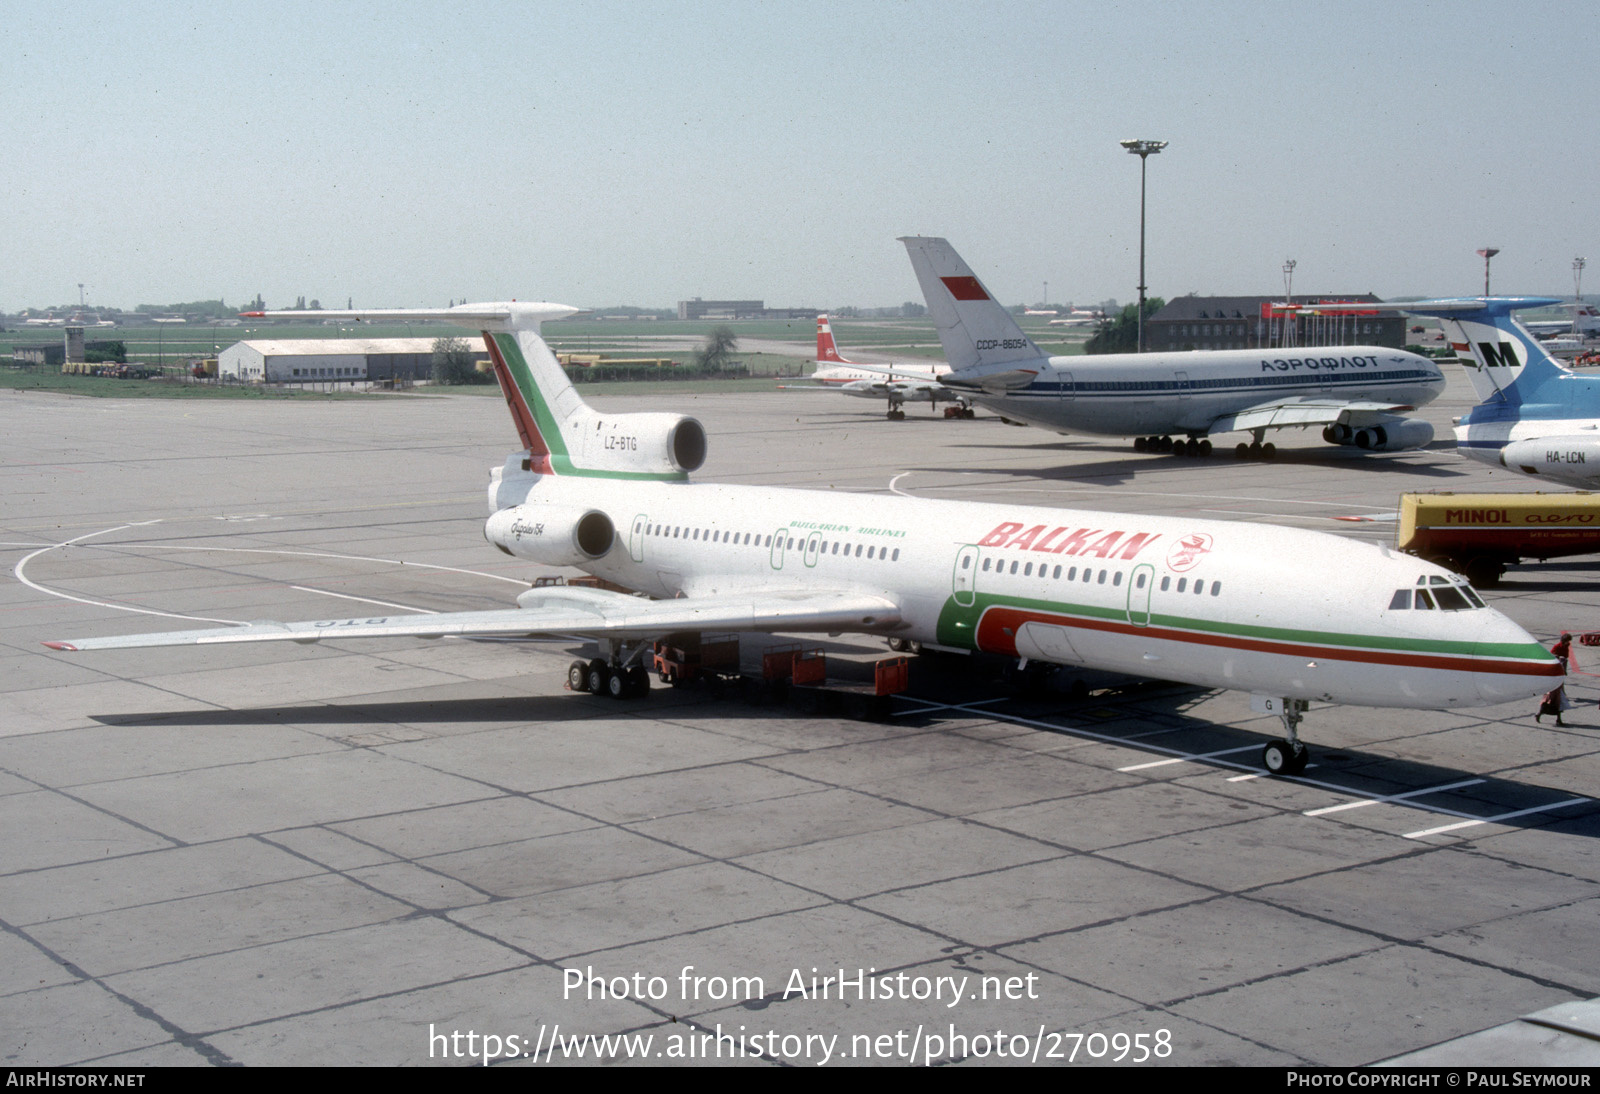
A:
1393,574,1486,611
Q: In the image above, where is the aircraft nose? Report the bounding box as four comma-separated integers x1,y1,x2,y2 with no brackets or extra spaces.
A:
1473,630,1563,705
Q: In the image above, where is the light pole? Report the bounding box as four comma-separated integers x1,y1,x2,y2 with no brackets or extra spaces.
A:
1121,139,1166,352
1477,248,1500,296
1281,260,1297,348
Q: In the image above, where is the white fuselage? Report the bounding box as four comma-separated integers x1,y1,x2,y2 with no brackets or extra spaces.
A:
1455,417,1600,487
948,348,1444,435
808,363,952,406
491,459,1555,711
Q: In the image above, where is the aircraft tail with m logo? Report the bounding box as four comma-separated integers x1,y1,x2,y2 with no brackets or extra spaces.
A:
1401,297,1566,405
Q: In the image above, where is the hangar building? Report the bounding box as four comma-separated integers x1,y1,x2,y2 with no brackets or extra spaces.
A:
217,338,487,383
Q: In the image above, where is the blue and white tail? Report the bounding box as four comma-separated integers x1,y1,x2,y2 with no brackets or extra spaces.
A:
1402,297,1566,405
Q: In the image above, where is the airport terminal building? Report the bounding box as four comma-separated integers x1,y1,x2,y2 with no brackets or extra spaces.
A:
1145,294,1407,352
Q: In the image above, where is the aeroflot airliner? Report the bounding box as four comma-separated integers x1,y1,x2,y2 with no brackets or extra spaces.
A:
900,237,1446,459
43,298,1559,775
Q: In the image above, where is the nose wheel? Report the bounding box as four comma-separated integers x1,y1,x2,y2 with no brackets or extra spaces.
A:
1262,738,1308,776
1261,697,1310,775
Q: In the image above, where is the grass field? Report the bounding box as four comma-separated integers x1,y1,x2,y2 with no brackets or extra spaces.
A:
0,312,1089,398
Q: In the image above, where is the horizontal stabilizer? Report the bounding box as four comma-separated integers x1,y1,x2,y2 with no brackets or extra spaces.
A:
240,301,580,332
942,367,1038,394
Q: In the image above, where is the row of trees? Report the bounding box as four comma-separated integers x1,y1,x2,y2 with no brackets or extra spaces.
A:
1084,298,1164,354
429,327,747,386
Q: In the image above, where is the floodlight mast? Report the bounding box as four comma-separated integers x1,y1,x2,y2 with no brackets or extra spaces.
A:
1121,139,1167,352
1477,247,1500,296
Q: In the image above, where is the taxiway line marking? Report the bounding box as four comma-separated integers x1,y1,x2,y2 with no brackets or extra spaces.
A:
1120,744,1259,772
1404,796,1591,839
14,521,238,625
1305,778,1486,817
289,586,440,614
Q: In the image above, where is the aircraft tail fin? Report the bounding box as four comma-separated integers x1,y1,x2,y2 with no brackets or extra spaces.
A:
1400,297,1566,404
816,314,855,364
899,237,1045,373
241,302,704,482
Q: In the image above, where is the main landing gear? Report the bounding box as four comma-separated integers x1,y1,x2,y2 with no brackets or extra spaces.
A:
1133,435,1212,457
1233,429,1277,461
1261,698,1310,776
568,646,652,700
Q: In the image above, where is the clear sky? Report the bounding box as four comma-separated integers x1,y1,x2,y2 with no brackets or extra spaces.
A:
4,0,1596,312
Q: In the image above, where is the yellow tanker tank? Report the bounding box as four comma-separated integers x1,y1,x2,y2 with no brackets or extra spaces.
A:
1398,491,1600,585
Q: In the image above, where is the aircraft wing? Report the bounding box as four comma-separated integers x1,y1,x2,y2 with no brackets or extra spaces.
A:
43,588,903,652
1205,399,1419,435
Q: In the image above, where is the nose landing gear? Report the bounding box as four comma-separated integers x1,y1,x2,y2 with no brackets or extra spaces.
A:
1261,697,1310,776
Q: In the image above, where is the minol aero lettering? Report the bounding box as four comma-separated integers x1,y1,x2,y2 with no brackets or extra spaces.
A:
1259,355,1380,372
1445,510,1509,524
977,522,1161,560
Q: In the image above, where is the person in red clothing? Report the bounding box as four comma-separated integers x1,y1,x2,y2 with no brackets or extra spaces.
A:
1537,633,1573,727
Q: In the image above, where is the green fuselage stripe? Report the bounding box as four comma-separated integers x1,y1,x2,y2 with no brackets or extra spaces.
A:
936,591,1550,663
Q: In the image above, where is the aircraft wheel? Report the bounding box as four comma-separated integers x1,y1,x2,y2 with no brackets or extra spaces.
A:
1198,439,1212,456
1235,442,1251,459
626,666,651,698
606,667,629,699
568,660,591,692
1185,438,1201,456
1465,559,1504,587
1134,436,1148,452
586,659,610,696
1262,739,1308,776
1261,442,1277,459
1158,435,1174,452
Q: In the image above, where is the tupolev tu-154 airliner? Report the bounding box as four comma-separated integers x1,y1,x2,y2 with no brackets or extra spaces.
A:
43,297,1560,775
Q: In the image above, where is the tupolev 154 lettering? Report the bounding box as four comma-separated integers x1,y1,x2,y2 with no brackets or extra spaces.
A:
42,294,1559,775
900,237,1446,459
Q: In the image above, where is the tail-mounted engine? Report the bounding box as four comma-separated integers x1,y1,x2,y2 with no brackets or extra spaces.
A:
485,504,615,566
572,412,707,477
